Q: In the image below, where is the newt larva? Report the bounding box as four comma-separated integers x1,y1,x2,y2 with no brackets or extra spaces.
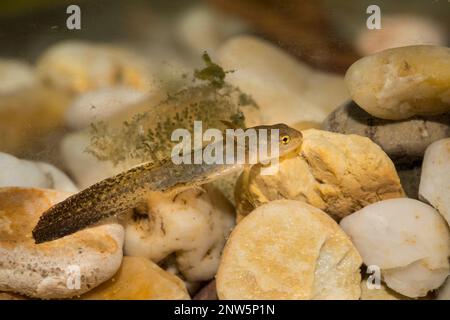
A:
33,124,302,243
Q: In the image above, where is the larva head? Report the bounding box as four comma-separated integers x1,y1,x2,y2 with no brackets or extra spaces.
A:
250,123,302,160
276,124,303,156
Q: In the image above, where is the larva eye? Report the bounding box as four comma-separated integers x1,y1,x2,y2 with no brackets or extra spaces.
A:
281,135,290,145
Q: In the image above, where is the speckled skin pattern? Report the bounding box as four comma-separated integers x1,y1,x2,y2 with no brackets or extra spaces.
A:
33,124,302,243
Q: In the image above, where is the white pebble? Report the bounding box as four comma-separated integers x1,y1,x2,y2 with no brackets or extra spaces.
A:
340,198,450,297
60,131,128,189
217,36,349,125
65,86,147,129
37,41,153,94
124,185,235,282
177,5,248,56
0,152,77,193
419,138,450,227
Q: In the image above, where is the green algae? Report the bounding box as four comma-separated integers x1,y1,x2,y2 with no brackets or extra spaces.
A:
86,53,258,166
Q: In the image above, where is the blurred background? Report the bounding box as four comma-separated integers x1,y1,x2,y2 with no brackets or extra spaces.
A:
0,0,448,72
0,0,448,174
